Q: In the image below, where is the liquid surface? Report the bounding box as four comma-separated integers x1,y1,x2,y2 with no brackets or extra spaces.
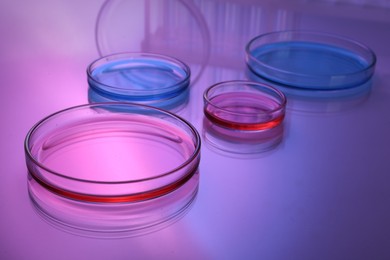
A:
31,114,195,182
91,58,187,91
249,41,371,88
251,41,368,75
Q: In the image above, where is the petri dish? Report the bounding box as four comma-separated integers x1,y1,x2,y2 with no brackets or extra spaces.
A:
28,170,199,238
24,102,201,203
203,80,286,131
87,52,191,107
246,31,376,91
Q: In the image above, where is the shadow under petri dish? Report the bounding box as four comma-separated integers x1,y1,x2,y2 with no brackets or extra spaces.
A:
28,171,199,238
202,116,284,158
246,68,373,114
24,103,201,203
95,0,210,84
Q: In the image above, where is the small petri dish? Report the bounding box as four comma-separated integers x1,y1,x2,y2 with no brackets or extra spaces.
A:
87,52,191,106
203,80,286,131
246,31,376,91
24,103,200,203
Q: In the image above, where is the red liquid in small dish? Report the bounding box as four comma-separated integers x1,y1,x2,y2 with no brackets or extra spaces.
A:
204,92,284,131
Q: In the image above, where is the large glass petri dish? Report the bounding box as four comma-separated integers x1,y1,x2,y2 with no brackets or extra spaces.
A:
24,103,201,203
246,31,376,91
203,81,286,131
87,52,190,109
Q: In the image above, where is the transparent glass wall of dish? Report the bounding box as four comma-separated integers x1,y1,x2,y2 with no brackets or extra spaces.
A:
141,0,299,70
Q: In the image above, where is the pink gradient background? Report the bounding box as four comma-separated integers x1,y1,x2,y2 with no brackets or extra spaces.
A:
1,0,390,259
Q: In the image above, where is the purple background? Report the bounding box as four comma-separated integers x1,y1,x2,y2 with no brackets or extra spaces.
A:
1,0,390,259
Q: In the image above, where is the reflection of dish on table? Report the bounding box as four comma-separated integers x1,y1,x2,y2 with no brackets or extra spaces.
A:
202,117,284,158
246,68,372,114
28,171,199,238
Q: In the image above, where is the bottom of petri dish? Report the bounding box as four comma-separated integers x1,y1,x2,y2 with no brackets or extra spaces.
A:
246,67,372,114
202,117,284,158
25,103,200,203
203,81,286,131
88,85,190,113
28,171,199,238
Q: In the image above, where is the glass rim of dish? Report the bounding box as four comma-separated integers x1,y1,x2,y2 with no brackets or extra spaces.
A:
87,52,191,97
245,30,377,82
24,102,201,185
203,80,287,116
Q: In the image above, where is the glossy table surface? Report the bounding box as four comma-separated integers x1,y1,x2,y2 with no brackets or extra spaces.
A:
1,0,390,259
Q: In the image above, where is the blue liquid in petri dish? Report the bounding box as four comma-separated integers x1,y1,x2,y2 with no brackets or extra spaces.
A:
88,86,190,112
248,41,373,90
88,56,190,102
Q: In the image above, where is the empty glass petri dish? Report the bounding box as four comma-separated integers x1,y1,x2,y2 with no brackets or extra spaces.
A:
203,80,286,131
246,31,376,91
87,52,191,108
24,103,201,203
95,0,210,84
